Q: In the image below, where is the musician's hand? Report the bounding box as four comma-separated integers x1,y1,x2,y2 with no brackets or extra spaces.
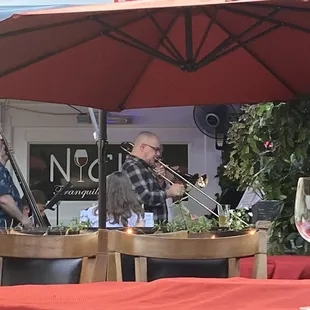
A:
166,183,185,198
155,164,180,182
155,165,165,176
20,215,33,228
154,164,165,185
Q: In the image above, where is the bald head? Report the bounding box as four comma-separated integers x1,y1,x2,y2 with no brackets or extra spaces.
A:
134,131,159,146
131,131,161,166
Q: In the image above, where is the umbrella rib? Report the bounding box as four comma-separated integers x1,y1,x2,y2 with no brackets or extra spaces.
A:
0,16,90,38
224,6,310,34
208,24,280,66
184,8,193,63
0,9,162,38
197,6,280,68
246,2,310,13
193,7,219,62
117,15,180,111
203,10,297,96
0,33,103,79
100,31,180,68
93,18,181,68
148,13,184,63
0,13,159,79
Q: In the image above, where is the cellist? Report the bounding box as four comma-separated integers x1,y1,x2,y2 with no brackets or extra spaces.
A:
0,142,32,228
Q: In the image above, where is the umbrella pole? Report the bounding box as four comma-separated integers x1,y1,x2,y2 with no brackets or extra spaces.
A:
98,110,108,229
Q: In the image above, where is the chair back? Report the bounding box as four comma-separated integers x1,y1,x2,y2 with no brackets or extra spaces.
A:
106,230,267,281
0,231,105,285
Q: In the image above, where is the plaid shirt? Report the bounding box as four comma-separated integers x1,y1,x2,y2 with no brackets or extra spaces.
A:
122,155,168,223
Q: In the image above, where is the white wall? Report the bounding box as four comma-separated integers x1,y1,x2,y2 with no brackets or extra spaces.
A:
1,99,222,225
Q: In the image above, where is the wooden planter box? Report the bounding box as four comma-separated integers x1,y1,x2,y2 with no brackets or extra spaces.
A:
188,232,214,238
2,228,95,236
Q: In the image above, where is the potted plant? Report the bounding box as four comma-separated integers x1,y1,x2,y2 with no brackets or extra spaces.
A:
154,202,252,237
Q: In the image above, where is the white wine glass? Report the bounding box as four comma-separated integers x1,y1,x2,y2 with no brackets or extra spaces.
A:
74,149,88,183
295,177,310,242
218,204,230,228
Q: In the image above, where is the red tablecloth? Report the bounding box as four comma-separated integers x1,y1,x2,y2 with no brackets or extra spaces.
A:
0,277,309,310
241,256,310,279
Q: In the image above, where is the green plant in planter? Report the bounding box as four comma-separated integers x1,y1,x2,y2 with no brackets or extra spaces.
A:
224,99,310,255
154,213,214,233
65,217,92,234
154,202,251,233
54,217,92,235
229,208,252,230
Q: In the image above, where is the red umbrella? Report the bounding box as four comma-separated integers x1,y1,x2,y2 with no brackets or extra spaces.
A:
0,0,309,111
1,0,309,228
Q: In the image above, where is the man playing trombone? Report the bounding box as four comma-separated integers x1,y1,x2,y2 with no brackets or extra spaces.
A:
122,131,184,224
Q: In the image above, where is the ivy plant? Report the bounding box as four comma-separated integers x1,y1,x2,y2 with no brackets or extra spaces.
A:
224,99,310,254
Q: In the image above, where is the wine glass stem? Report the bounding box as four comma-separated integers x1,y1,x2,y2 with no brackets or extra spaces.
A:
79,167,83,182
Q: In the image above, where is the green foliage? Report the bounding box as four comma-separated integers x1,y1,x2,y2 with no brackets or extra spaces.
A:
216,141,240,192
154,208,251,233
154,214,214,233
67,217,92,231
56,217,92,235
224,99,310,254
229,208,252,230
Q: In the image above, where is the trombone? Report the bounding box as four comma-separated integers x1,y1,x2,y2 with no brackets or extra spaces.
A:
120,142,249,227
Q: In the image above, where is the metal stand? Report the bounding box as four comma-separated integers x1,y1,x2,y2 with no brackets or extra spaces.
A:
98,110,108,229
56,201,60,226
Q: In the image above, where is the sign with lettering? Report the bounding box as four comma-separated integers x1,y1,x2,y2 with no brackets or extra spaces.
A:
251,200,282,223
29,144,188,201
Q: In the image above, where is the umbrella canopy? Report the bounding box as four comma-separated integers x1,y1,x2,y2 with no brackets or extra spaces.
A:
0,1,114,22
0,0,309,111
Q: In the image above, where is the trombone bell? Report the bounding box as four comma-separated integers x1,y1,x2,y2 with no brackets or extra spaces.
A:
179,173,208,191
197,174,208,188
